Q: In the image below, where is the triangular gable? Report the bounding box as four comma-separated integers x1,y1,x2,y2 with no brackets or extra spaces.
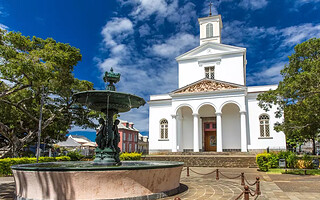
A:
171,78,244,94
176,42,246,61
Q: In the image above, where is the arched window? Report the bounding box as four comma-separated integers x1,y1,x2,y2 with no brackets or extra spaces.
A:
206,23,213,38
259,114,270,137
160,119,168,139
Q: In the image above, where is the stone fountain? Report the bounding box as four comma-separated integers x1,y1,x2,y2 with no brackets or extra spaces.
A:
73,67,146,165
11,68,184,200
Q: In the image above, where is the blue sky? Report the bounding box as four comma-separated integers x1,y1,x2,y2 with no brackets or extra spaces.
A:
1,0,320,140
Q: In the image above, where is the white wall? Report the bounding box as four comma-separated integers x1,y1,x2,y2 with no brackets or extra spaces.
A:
247,91,286,150
222,104,241,149
148,101,172,152
178,53,244,88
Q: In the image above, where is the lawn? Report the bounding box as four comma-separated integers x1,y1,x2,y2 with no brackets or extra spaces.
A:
267,168,320,175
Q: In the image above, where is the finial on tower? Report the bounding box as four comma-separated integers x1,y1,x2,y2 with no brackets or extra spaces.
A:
209,1,213,16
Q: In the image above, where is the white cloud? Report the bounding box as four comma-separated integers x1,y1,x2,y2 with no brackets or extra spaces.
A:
151,33,198,58
295,0,320,5
101,17,133,47
280,23,320,47
129,0,177,21
247,62,285,85
239,0,268,10
221,21,320,85
138,24,151,37
0,23,8,30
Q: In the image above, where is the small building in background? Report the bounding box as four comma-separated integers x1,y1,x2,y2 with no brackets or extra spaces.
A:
56,135,96,156
138,133,149,154
118,119,139,153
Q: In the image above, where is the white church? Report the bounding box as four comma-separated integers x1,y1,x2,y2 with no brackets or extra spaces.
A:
148,14,286,153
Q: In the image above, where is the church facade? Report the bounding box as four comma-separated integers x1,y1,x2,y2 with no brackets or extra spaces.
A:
148,15,286,153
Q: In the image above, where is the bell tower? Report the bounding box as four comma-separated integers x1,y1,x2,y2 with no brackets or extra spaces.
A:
198,2,223,45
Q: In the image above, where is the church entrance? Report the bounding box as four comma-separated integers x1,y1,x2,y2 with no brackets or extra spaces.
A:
204,122,216,151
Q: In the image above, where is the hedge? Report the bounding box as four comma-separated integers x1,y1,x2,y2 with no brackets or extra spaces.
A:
0,156,70,176
120,152,142,161
256,151,319,171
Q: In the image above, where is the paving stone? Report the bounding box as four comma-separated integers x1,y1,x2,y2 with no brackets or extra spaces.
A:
2,167,320,200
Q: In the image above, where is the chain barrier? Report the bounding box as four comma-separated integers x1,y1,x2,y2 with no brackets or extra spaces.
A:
189,168,217,176
184,167,261,199
219,171,242,179
234,191,244,200
244,176,257,186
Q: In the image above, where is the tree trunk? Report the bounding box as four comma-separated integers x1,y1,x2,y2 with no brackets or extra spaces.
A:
0,130,37,158
312,137,316,155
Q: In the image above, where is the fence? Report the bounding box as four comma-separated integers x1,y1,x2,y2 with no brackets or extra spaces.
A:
183,167,261,200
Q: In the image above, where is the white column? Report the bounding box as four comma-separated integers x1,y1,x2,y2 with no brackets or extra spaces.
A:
177,115,183,152
171,114,177,152
193,113,199,152
199,117,203,151
216,112,222,152
240,111,248,152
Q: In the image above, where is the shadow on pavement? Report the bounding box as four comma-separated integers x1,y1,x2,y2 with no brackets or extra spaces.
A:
0,182,15,200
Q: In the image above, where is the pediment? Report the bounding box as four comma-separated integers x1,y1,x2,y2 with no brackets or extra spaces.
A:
172,79,243,94
176,42,246,61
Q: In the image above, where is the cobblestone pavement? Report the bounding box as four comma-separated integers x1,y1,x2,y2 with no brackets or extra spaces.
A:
163,167,320,200
1,168,320,200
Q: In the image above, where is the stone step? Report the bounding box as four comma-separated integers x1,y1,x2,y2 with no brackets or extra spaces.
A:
143,155,258,168
150,151,258,156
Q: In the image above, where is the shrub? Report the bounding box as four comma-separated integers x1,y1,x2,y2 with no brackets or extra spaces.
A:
256,153,270,171
66,151,85,161
278,151,291,160
269,152,279,168
286,152,298,168
0,156,71,176
120,152,142,161
301,154,313,169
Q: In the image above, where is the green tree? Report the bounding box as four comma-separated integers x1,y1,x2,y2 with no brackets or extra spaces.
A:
0,30,99,157
258,38,320,155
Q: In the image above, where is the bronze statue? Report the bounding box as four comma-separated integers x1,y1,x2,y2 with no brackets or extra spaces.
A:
113,119,121,165
96,118,106,149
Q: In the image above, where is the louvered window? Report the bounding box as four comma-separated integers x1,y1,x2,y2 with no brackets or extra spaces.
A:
259,114,270,137
160,119,168,139
206,23,213,38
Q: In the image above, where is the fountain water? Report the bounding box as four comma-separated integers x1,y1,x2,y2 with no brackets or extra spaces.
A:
11,68,184,200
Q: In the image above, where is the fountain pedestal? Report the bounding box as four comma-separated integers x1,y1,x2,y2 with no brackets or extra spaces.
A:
94,148,117,164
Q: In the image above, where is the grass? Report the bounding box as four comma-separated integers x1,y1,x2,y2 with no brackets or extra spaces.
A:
267,168,320,175
267,168,286,174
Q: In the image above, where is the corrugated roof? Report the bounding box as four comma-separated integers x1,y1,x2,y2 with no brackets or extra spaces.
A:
56,137,81,147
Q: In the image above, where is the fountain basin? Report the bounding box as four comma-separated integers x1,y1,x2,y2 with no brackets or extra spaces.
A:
73,90,146,113
12,161,184,200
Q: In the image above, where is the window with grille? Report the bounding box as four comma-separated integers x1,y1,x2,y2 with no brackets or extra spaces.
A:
205,66,214,79
206,23,213,38
160,119,168,139
259,114,270,137
122,143,126,152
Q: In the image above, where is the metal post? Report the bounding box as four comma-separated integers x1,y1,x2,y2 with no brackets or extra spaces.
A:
216,169,219,180
256,177,261,195
241,172,245,185
36,86,45,163
187,167,190,177
244,185,250,200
